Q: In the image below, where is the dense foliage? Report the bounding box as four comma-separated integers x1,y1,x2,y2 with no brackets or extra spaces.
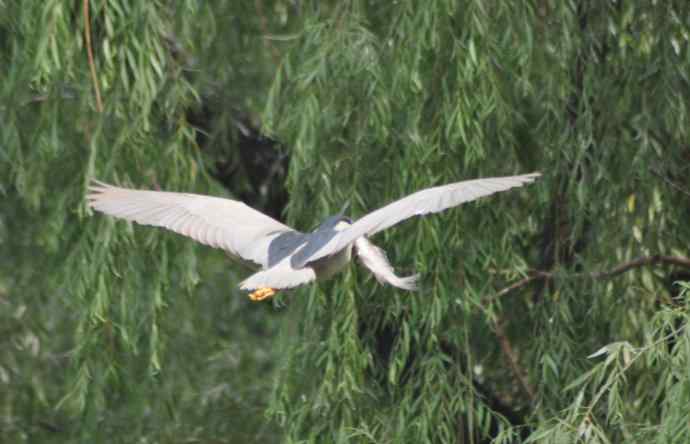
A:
2,1,689,443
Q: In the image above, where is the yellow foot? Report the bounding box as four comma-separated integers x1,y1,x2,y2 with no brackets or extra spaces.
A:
249,287,276,301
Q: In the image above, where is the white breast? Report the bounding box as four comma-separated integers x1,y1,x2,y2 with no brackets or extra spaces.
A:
312,243,353,281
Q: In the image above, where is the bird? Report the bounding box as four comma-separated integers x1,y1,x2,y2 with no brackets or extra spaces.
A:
87,172,540,301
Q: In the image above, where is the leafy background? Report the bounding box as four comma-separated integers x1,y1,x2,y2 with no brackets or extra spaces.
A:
1,1,689,443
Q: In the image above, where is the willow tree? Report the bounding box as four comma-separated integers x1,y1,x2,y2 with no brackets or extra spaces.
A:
2,1,690,443
1,1,297,442
264,2,690,443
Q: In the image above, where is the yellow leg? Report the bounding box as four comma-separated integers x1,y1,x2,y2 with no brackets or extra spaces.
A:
248,287,276,301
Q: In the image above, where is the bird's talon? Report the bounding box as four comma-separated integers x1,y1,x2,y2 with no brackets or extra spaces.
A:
249,287,276,301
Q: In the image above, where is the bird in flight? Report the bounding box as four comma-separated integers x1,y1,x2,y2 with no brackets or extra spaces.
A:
88,173,540,301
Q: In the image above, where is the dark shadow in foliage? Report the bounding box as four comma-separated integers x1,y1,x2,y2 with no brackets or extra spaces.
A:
358,319,531,442
534,1,603,304
187,99,290,223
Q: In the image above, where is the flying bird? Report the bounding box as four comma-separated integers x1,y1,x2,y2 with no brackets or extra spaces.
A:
87,173,540,301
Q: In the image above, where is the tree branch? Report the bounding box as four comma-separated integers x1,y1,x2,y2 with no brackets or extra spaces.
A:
255,0,281,66
494,271,552,300
651,168,690,198
493,319,537,403
83,0,103,113
589,255,690,279
491,255,690,302
488,255,690,401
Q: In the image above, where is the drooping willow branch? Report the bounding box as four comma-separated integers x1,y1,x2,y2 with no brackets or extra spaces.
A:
83,0,103,113
489,255,690,404
492,255,690,301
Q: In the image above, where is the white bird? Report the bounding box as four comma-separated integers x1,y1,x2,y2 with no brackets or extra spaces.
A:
87,173,540,301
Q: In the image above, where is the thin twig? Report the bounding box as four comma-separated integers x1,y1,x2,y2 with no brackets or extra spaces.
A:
589,255,690,279
491,255,690,302
255,0,281,66
494,271,552,300
83,0,103,113
651,168,690,198
488,254,690,404
494,319,537,403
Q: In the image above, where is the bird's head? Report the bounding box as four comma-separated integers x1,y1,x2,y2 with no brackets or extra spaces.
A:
313,199,352,233
316,214,352,233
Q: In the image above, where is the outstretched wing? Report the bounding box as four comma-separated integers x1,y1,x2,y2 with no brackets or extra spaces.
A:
87,181,303,268
292,173,540,267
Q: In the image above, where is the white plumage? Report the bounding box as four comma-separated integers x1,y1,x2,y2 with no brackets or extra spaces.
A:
87,173,540,299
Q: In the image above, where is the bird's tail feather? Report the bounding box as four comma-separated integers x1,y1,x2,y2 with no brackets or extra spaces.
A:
354,237,419,291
